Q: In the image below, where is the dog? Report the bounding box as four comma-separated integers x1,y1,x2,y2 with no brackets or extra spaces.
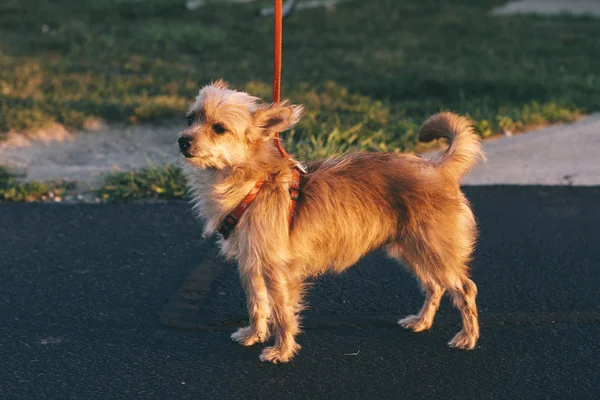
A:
178,80,484,363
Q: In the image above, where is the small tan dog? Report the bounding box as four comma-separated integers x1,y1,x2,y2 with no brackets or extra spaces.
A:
178,80,484,363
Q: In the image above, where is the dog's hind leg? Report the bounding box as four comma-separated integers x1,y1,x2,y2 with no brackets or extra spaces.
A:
231,266,271,346
387,243,445,332
259,271,305,363
447,277,479,350
398,280,445,332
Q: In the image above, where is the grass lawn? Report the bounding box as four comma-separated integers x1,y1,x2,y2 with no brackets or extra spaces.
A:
0,165,73,202
96,163,186,201
1,0,599,200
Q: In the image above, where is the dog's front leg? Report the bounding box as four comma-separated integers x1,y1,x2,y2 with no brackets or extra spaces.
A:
259,272,303,363
231,264,271,346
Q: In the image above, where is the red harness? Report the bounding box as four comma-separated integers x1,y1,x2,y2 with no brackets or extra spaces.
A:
217,167,302,239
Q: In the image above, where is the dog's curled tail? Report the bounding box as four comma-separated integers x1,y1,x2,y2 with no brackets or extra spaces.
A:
419,112,485,180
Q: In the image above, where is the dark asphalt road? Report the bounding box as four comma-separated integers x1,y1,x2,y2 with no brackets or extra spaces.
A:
1,187,599,400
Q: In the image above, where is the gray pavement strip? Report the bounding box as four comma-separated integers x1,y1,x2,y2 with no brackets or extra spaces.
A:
2,113,600,188
492,0,600,17
437,113,600,186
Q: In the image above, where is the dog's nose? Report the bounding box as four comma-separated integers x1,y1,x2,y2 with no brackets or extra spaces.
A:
178,136,192,153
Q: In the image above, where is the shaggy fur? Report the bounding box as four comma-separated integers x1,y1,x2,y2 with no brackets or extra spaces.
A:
178,81,485,363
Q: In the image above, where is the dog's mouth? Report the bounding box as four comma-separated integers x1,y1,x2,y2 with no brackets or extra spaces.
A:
181,149,196,159
181,152,211,169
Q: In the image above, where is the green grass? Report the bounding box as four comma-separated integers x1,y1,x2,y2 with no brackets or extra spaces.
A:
96,163,187,201
1,0,597,158
0,165,73,202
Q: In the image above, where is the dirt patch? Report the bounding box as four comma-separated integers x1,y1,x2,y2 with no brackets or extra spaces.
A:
0,122,182,190
1,124,73,148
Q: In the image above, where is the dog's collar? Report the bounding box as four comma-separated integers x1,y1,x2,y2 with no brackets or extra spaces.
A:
217,167,303,240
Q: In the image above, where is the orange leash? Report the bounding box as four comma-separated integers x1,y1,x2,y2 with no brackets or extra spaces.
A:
217,0,300,240
272,0,302,225
272,0,288,159
272,0,282,104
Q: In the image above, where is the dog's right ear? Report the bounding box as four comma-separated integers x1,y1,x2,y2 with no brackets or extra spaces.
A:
251,101,303,142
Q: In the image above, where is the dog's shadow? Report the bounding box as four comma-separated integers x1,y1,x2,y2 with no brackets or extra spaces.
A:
197,250,463,333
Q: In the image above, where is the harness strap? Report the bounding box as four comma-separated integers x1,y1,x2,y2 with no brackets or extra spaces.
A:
217,167,302,240
288,167,301,225
218,179,265,240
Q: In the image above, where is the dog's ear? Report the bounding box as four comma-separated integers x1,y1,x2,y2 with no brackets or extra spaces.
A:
251,101,303,141
212,79,229,89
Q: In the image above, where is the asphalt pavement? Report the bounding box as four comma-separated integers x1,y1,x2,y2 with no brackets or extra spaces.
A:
1,186,599,399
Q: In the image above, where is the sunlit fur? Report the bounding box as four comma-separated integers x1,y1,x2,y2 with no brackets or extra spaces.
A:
179,82,485,363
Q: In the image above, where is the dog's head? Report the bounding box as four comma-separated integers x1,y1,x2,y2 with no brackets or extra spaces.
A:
178,80,303,169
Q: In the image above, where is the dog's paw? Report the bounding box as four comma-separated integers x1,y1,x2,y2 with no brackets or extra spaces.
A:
259,343,301,364
398,315,432,332
231,326,269,346
448,330,478,350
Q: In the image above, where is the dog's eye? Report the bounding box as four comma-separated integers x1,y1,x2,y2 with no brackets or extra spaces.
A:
186,115,195,127
213,123,226,134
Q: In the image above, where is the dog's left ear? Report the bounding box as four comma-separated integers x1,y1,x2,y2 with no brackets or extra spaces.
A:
251,101,303,141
